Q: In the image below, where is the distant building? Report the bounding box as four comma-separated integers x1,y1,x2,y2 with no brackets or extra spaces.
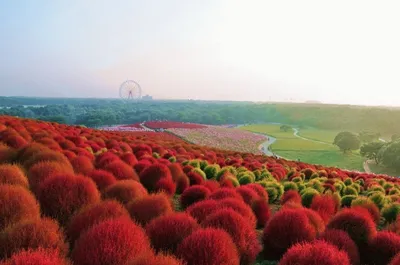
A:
142,95,153,100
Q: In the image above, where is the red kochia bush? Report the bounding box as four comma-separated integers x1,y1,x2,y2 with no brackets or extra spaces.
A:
218,198,257,228
0,218,68,259
186,199,221,223
0,164,29,188
203,180,220,192
37,174,100,224
67,200,130,244
236,186,260,205
88,169,117,191
103,180,148,205
176,175,190,194
127,193,173,225
202,209,261,265
139,164,173,192
95,151,120,168
168,163,184,181
319,229,360,265
120,153,138,166
27,161,74,194
390,253,400,265
180,185,211,209
129,253,183,265
327,208,377,247
155,177,176,196
145,212,199,254
364,231,400,265
0,184,40,231
209,188,243,201
70,156,94,176
103,160,139,181
281,190,302,205
279,240,351,265
0,248,71,265
251,198,271,228
310,195,338,224
71,218,152,265
186,171,205,185
246,183,269,200
262,208,317,260
176,228,240,265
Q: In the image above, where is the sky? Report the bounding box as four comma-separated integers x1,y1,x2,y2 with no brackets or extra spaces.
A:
1,0,400,106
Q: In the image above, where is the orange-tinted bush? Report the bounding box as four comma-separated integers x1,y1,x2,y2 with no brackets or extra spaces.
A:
0,184,40,231
0,164,28,188
103,180,148,205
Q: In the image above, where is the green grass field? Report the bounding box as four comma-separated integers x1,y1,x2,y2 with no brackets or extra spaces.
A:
241,124,364,171
368,162,400,176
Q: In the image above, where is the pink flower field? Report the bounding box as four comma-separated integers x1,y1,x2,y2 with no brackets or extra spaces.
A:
168,126,268,154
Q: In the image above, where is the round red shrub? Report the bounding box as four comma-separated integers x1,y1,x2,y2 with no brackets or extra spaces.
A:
209,188,243,201
319,229,360,265
177,228,240,265
203,180,220,192
0,218,68,259
251,198,271,228
27,161,74,194
219,198,257,228
37,174,100,225
0,185,40,231
120,153,138,166
279,240,350,265
127,193,173,225
129,253,183,265
0,164,28,188
23,150,71,170
66,200,130,244
0,248,71,265
88,169,117,191
236,186,260,205
103,160,139,181
186,199,221,223
103,180,148,205
327,208,377,247
246,183,269,200
311,195,338,224
364,231,400,265
390,253,400,265
145,212,199,254
155,177,176,196
71,217,152,265
176,175,190,194
352,203,381,225
70,156,94,176
186,171,205,185
139,164,173,192
281,190,302,205
300,208,325,235
134,160,152,174
180,185,211,209
95,151,119,168
262,208,317,260
202,209,261,265
168,163,184,181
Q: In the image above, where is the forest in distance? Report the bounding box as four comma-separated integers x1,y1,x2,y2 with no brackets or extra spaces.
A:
1,96,400,136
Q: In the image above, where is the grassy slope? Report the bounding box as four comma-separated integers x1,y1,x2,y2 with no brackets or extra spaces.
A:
241,124,364,171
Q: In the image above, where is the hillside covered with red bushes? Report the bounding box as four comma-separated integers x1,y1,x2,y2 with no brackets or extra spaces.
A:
1,115,400,265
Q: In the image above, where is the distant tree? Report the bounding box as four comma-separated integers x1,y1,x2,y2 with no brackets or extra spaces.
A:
392,134,400,142
378,141,400,171
360,142,385,164
280,125,292,132
333,131,361,153
359,131,380,143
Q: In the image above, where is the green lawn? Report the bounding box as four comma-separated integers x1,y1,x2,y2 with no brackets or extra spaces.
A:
241,124,364,171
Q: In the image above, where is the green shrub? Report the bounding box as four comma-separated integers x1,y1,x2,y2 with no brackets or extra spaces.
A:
292,177,303,183
283,181,298,192
199,160,208,170
216,166,237,181
301,188,320,208
310,173,319,179
351,196,371,207
189,160,201,168
239,175,254,185
193,168,207,180
369,192,387,210
382,202,400,223
204,165,220,179
384,183,394,190
369,185,385,194
152,152,160,159
334,182,345,193
297,183,306,193
341,195,357,207
266,187,278,202
389,189,400,195
168,156,176,163
344,178,353,186
343,186,358,196
307,180,323,193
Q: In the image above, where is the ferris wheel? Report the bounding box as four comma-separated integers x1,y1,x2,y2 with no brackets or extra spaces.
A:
119,80,142,100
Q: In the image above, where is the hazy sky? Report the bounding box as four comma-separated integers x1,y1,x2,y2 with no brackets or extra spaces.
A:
1,0,400,105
